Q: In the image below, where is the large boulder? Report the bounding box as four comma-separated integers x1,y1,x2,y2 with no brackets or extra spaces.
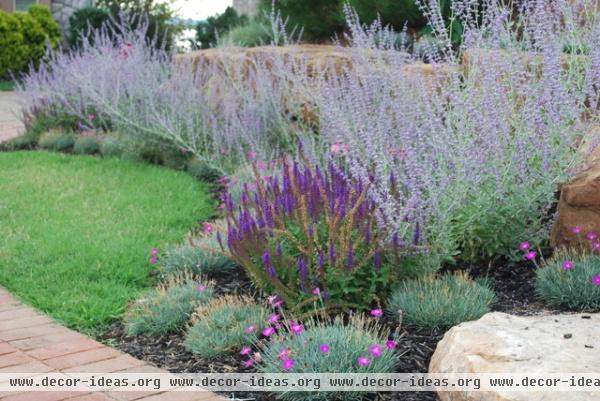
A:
429,312,600,401
176,45,356,77
462,47,590,79
176,45,458,127
551,142,600,249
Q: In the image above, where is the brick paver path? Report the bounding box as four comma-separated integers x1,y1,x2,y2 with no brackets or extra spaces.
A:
0,287,222,401
0,92,25,143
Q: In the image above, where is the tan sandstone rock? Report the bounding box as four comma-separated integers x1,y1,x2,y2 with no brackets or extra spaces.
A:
176,45,356,78
462,48,590,81
429,312,600,401
176,45,458,127
551,141,600,249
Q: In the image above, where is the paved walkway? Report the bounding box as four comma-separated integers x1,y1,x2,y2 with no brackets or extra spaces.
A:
0,92,25,143
0,287,221,401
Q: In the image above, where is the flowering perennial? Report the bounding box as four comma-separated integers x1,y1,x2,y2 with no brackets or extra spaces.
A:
222,156,410,312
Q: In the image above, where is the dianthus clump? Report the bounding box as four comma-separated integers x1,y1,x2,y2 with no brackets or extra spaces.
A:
387,272,495,329
185,296,269,360
124,274,214,336
258,315,398,401
535,249,600,312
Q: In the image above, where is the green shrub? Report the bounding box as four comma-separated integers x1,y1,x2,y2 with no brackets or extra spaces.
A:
13,12,48,68
68,7,111,48
24,109,81,141
98,0,182,51
259,0,345,42
38,132,76,152
126,140,189,168
161,147,190,170
196,6,248,49
345,0,426,29
99,137,124,157
185,296,269,359
535,251,600,311
73,136,101,155
0,12,27,77
0,6,60,77
387,272,495,329
220,19,273,47
187,158,226,183
162,244,236,276
259,316,398,401
28,5,61,49
1,134,37,151
124,276,215,336
399,253,443,279
258,0,460,43
448,180,550,263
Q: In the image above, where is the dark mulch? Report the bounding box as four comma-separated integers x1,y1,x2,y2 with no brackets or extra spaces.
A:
101,257,555,401
458,258,562,316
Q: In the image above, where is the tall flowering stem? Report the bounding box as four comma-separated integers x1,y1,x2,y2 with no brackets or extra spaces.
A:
224,154,405,312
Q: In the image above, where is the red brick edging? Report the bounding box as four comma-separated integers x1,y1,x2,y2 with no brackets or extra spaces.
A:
0,287,221,401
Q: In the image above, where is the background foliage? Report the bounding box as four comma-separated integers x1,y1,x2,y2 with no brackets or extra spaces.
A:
0,5,60,78
195,6,248,49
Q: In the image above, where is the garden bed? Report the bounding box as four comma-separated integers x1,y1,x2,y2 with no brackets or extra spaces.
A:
102,258,557,401
6,2,600,401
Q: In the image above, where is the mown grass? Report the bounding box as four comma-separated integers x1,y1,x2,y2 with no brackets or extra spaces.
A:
0,151,213,334
0,80,17,91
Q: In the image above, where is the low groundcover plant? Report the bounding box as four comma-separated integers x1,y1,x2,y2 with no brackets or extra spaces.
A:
523,229,600,311
387,272,496,329
258,315,398,401
185,295,269,359
162,244,236,276
124,275,215,336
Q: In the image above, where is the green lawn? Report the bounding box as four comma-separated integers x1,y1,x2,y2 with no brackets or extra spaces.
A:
0,80,16,91
0,151,213,334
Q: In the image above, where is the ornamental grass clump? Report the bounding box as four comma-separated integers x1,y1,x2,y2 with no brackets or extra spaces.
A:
124,275,214,336
387,272,496,329
162,244,236,277
258,315,398,401
38,132,76,152
223,155,418,313
185,296,269,359
73,135,100,155
534,248,600,312
99,136,124,157
536,254,600,311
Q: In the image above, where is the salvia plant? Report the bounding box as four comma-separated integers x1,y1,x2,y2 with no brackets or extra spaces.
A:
222,153,421,312
185,296,269,359
387,272,496,329
124,275,215,336
258,315,398,401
